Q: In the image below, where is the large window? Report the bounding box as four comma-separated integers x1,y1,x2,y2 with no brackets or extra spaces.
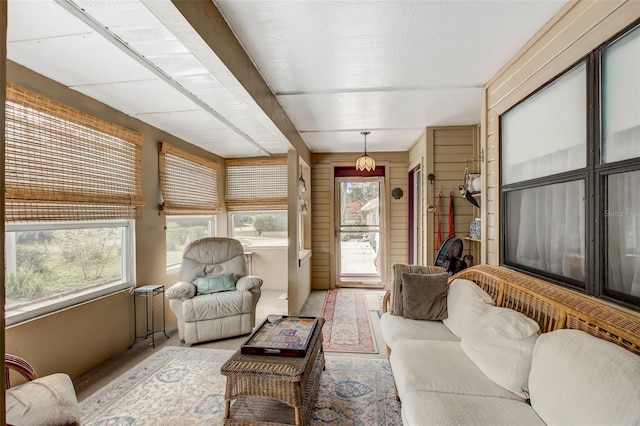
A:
166,215,216,270
229,211,288,248
226,158,288,249
502,62,587,286
501,23,640,308
4,83,144,324
504,181,586,284
5,221,133,325
601,24,640,303
158,142,220,269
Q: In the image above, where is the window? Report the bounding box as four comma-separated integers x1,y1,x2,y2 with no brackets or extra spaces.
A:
504,181,586,284
502,63,587,287
4,84,145,222
158,142,221,268
229,211,288,248
226,158,288,248
5,221,133,325
158,141,220,214
500,23,640,309
501,64,587,185
601,24,640,303
166,215,216,270
4,83,144,324
225,158,288,211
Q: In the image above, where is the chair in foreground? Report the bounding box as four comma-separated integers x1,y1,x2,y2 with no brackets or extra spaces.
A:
5,353,81,426
165,237,263,345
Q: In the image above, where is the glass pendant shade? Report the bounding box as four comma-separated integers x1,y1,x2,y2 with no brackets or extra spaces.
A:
355,131,375,171
355,153,376,171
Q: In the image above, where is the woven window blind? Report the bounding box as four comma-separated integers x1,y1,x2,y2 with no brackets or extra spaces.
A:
225,158,288,211
4,83,145,222
158,142,220,215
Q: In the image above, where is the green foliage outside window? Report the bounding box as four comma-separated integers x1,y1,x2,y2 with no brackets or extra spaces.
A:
5,228,122,303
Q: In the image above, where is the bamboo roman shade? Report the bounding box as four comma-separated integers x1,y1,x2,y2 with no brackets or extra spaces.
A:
158,142,220,215
4,83,145,222
225,158,288,211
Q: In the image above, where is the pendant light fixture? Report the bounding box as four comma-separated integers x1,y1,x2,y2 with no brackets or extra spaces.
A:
355,131,375,172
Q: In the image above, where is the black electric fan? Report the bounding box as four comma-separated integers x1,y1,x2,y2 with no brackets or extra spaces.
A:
435,237,468,275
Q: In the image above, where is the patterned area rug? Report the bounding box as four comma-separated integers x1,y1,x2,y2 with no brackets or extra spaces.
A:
321,289,378,353
79,346,401,426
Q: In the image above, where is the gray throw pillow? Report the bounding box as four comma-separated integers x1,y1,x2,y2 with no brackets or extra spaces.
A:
401,272,449,320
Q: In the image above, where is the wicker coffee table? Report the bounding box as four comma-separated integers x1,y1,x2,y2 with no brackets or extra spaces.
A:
221,317,325,426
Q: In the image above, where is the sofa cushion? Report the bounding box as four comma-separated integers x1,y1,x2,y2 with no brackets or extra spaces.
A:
379,313,459,350
390,264,447,316
529,329,640,425
390,339,523,402
461,306,540,398
6,373,81,426
401,390,545,426
442,279,495,338
194,273,236,295
401,272,449,320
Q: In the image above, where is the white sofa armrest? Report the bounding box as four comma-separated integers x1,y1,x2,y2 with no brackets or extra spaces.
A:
236,275,263,292
166,281,197,300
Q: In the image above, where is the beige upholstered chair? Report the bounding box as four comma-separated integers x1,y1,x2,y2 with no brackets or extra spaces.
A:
165,237,263,345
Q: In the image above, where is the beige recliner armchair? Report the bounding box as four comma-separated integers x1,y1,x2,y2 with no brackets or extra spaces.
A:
165,237,263,345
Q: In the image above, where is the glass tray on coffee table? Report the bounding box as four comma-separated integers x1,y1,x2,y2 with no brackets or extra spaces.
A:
241,315,319,357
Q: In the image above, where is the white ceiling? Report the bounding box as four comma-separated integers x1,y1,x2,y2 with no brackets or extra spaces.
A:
6,0,566,158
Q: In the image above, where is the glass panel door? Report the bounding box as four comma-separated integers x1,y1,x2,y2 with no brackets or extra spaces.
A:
409,166,421,264
336,177,383,285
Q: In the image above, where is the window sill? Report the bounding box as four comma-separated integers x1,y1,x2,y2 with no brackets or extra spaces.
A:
299,249,312,267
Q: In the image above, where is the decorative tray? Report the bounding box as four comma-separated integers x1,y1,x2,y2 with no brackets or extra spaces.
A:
240,315,319,357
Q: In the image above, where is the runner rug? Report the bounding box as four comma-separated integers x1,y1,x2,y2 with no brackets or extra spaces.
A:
79,346,401,425
321,288,378,353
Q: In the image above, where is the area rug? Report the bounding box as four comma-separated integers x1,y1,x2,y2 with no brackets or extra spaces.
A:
321,289,378,353
79,346,401,426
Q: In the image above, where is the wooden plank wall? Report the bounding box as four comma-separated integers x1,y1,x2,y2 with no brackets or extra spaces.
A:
388,156,410,275
310,152,409,289
482,0,640,265
310,158,332,289
408,131,427,265
427,126,478,264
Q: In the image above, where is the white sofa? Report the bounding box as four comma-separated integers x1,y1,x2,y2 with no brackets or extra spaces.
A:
380,265,640,426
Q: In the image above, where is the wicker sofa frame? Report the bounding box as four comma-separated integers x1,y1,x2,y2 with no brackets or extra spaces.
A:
383,264,640,357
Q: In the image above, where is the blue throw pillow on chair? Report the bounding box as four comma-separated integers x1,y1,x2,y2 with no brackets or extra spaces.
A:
194,274,236,295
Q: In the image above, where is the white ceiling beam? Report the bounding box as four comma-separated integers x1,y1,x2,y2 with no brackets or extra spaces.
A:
167,0,311,163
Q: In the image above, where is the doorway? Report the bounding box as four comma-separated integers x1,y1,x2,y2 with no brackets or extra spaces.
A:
408,165,421,264
335,176,385,286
